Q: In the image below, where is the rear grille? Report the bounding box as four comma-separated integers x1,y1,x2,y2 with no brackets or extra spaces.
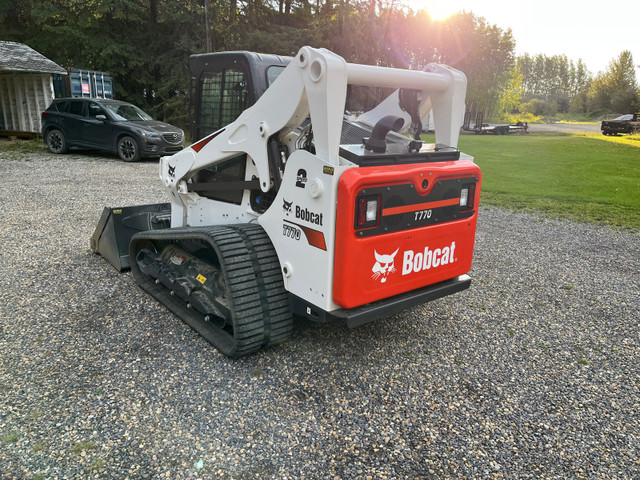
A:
162,132,183,144
383,195,406,227
341,120,371,144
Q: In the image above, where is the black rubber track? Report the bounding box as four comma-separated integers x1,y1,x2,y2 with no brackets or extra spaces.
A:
129,223,293,357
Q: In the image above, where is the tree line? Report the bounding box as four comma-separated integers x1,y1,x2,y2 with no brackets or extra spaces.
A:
512,51,639,119
2,0,638,129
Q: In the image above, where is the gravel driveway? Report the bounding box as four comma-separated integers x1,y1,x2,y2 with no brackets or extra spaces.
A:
1,150,639,479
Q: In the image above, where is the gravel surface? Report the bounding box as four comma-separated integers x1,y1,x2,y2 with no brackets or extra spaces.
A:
1,148,639,479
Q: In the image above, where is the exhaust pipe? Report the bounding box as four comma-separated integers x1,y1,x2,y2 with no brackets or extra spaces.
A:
364,115,404,153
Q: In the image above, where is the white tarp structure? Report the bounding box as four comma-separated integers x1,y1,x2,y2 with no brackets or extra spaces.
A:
0,41,66,134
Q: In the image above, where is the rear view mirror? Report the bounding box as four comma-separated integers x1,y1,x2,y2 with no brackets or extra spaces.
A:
96,114,107,121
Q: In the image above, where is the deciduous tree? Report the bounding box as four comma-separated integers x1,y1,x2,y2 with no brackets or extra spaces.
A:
589,50,639,113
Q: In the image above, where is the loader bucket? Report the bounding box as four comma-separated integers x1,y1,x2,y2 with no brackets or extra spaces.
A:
90,203,171,271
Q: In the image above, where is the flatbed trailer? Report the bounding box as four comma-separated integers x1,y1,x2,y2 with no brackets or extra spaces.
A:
474,122,528,135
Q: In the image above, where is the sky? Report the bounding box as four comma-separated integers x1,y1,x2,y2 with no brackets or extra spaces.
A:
404,0,640,76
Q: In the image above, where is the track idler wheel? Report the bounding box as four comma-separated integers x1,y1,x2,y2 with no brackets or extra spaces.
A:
130,224,293,357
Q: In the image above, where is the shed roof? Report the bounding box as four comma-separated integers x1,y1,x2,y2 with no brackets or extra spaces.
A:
0,41,67,75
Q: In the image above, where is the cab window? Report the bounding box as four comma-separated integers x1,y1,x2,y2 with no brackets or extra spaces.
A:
266,66,286,86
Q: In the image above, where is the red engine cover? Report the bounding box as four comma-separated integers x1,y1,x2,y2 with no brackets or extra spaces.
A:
333,160,482,309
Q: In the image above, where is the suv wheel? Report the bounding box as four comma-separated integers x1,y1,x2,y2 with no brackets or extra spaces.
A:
46,129,68,154
118,136,140,162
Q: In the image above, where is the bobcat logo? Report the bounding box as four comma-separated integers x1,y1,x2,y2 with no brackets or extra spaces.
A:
372,248,399,283
168,165,176,177
283,199,293,215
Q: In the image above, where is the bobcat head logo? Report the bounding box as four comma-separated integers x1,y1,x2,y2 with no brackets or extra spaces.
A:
283,199,293,215
372,248,399,283
168,165,176,177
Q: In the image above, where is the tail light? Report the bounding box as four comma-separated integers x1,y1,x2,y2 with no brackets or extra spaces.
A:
460,183,476,211
355,194,380,229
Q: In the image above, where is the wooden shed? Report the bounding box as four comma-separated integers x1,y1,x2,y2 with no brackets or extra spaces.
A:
0,41,67,135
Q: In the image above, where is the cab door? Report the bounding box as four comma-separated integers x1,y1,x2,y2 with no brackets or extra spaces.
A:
195,67,252,141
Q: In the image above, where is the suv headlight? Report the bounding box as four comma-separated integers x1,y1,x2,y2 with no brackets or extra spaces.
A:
137,129,161,139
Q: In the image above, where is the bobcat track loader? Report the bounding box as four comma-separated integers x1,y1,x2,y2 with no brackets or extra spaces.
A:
91,46,482,357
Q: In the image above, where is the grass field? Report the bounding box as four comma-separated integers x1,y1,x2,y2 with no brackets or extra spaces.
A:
3,132,640,229
0,137,46,154
449,132,640,229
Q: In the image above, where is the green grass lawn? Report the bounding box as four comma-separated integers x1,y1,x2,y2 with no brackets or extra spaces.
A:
0,137,46,154
451,132,640,229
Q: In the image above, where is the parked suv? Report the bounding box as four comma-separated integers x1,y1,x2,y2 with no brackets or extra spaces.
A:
601,113,640,136
41,98,185,161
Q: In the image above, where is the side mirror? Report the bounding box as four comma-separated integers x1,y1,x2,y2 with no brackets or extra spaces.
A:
96,114,107,121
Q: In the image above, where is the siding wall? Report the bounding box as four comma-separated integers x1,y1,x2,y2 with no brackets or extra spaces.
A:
0,73,55,133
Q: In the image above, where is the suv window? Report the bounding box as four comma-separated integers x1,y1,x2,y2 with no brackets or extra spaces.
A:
88,103,106,118
69,101,85,116
54,100,69,113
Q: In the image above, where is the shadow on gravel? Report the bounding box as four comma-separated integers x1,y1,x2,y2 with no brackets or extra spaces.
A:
62,148,161,164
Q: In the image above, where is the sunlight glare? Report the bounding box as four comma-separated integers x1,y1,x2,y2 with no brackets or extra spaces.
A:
408,0,459,19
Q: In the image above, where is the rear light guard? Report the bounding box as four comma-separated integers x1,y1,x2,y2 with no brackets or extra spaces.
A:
355,193,381,230
459,182,476,211
353,176,478,237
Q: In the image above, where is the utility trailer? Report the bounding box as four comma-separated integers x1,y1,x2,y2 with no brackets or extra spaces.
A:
471,112,528,135
473,122,528,135
92,47,482,357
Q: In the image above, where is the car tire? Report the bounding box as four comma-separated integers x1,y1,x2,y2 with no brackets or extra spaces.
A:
46,129,68,154
118,136,140,162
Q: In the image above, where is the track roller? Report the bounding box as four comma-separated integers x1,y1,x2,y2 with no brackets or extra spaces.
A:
129,223,293,357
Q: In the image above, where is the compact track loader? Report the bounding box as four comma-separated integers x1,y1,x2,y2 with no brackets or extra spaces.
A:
91,46,482,357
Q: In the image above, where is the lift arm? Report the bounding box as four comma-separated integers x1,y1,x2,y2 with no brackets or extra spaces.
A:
160,46,467,227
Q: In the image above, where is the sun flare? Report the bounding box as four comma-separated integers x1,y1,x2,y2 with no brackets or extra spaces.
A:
405,0,460,19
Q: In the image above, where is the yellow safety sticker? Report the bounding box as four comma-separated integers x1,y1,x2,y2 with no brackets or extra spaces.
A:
113,209,122,214
196,274,207,284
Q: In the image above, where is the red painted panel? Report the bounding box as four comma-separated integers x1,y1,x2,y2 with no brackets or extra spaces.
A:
333,161,482,309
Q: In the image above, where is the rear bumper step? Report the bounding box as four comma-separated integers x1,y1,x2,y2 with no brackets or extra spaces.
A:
290,274,471,328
